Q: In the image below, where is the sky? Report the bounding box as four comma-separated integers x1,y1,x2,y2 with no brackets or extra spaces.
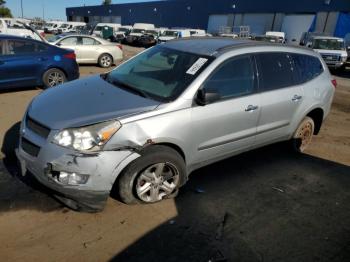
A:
6,0,157,20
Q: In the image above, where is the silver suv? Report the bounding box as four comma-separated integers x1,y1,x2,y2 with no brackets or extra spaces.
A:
17,38,335,211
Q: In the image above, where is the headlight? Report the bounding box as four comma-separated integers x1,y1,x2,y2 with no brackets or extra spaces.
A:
53,120,121,151
341,56,347,62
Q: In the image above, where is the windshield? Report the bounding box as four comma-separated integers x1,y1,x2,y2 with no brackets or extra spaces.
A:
119,27,129,32
60,24,69,28
45,23,54,27
162,31,178,37
131,29,145,34
105,46,213,102
313,39,345,50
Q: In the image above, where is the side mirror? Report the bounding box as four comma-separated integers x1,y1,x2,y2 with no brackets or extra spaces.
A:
347,46,350,51
196,88,221,106
56,43,61,46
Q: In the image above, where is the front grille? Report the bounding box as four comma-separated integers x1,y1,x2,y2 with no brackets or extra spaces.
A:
321,54,340,62
21,137,41,157
26,117,50,139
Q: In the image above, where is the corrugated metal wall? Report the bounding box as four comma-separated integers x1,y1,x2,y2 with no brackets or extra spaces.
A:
67,0,350,28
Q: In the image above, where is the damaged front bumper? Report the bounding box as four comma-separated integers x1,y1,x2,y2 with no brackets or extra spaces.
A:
16,125,140,212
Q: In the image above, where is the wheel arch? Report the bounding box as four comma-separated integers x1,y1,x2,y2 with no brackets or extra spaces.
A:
41,66,68,85
306,108,324,135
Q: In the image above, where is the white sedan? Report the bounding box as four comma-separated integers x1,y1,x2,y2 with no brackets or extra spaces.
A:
48,34,123,68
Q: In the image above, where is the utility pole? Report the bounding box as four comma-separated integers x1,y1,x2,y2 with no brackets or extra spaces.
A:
21,0,23,18
42,3,45,21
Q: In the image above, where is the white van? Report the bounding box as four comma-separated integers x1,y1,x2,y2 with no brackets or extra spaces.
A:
158,29,191,43
93,23,121,37
190,29,207,37
58,22,86,34
125,23,155,44
0,18,43,41
266,31,286,43
44,21,64,34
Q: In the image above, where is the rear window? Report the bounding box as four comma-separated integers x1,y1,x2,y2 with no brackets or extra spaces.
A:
256,52,296,91
292,54,324,84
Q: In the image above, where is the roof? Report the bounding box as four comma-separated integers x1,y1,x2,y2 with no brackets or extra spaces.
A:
163,37,278,56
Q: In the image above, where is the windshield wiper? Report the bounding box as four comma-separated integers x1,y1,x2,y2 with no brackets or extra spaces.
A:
102,74,149,99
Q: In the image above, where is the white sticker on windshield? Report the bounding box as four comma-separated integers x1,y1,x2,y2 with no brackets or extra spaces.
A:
186,58,208,75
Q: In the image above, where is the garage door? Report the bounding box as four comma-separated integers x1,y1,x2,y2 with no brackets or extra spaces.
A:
241,13,274,35
101,16,121,23
282,14,315,45
208,15,229,34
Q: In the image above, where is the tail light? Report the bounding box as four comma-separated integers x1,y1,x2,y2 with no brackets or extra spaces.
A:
331,79,337,88
116,44,123,50
64,52,76,60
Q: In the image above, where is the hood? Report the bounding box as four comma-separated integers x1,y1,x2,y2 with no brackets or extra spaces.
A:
28,75,160,129
314,49,348,56
158,36,176,41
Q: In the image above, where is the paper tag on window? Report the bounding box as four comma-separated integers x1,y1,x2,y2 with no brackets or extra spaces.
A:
186,58,208,75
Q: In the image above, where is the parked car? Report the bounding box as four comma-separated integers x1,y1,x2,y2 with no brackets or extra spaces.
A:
50,34,123,68
16,38,335,211
0,18,43,41
308,36,348,71
44,21,65,34
137,29,160,47
126,23,155,45
158,29,191,43
92,23,121,38
0,34,79,89
190,29,207,37
57,22,86,34
265,31,286,43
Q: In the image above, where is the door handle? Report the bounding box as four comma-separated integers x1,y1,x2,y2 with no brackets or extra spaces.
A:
245,105,259,112
292,95,303,102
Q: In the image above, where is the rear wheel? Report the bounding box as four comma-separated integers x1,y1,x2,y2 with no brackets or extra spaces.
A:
292,116,315,153
118,145,186,204
42,68,66,88
98,53,113,68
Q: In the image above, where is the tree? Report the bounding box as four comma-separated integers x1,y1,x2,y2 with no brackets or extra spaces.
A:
102,0,112,5
0,7,12,17
0,0,12,18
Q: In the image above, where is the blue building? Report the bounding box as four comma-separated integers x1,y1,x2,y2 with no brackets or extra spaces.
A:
66,0,350,43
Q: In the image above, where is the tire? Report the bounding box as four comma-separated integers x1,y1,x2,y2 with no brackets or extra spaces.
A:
291,116,315,153
42,68,67,88
118,145,186,205
98,53,113,68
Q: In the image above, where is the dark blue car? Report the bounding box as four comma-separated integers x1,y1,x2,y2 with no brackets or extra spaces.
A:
0,35,79,89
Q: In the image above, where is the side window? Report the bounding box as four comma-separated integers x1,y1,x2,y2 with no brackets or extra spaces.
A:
203,56,255,99
7,40,37,55
292,54,323,84
256,52,295,91
59,37,78,46
0,40,4,55
82,37,95,45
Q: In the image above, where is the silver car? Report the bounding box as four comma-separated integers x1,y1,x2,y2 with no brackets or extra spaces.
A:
16,38,335,211
50,34,123,68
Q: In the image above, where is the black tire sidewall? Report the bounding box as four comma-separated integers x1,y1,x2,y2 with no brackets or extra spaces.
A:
118,146,186,204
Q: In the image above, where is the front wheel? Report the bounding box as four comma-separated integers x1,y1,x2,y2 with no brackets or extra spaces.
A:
118,146,186,204
42,68,66,88
292,116,315,153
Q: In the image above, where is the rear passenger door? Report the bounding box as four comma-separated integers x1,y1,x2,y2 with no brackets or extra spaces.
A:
57,36,80,60
255,52,304,146
191,55,260,164
78,37,101,63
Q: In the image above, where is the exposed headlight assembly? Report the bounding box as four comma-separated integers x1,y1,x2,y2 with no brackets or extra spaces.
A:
53,120,121,151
